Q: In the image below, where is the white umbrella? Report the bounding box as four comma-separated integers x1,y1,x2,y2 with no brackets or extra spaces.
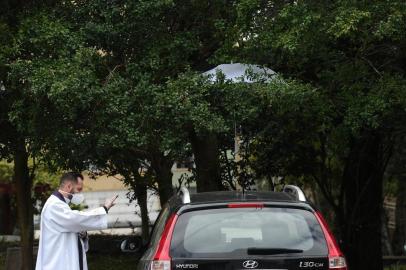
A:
201,63,279,190
202,63,277,157
202,63,276,83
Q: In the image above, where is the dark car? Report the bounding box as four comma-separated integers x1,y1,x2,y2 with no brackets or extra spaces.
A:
127,185,347,270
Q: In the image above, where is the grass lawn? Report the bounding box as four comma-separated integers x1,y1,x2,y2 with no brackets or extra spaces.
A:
0,252,138,270
87,253,138,270
1,235,139,270
0,253,5,270
0,240,16,270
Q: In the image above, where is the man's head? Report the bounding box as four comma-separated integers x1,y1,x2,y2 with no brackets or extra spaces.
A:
59,172,79,195
74,173,84,193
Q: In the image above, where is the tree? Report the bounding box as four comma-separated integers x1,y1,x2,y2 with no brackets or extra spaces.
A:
66,0,240,192
386,135,406,255
230,1,406,269
23,51,183,241
0,6,89,268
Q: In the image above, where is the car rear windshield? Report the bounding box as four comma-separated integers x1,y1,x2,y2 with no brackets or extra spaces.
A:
170,207,328,258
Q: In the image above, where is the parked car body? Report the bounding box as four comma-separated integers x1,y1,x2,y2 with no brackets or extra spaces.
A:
127,186,347,270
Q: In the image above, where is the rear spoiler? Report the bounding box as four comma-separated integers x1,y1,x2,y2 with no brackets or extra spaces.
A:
282,185,307,202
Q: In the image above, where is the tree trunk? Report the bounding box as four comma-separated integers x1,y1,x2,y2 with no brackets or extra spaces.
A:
13,142,34,270
393,177,406,255
151,152,174,206
382,209,393,256
189,130,223,192
135,183,150,244
342,133,387,270
0,184,13,234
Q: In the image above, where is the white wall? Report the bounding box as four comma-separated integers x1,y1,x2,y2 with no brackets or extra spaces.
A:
34,189,161,232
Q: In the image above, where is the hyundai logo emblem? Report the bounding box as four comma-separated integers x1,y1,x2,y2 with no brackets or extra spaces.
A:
243,260,259,269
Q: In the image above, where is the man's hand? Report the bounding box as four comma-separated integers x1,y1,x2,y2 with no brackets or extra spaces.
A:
104,194,118,211
79,231,88,239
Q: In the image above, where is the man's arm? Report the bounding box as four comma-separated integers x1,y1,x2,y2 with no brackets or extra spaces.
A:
47,195,117,233
48,202,108,233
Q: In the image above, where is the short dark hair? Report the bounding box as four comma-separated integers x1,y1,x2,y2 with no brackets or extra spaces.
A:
60,172,79,187
74,173,84,181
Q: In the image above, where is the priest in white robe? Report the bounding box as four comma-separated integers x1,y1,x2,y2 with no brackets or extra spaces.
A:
35,172,118,270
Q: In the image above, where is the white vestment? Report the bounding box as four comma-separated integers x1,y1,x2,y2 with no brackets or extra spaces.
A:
35,193,108,270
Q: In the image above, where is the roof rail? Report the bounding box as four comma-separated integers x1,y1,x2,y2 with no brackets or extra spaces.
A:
178,187,191,204
283,185,307,202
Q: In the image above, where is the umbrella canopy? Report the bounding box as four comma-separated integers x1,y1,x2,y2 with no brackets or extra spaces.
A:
202,63,277,156
203,63,276,83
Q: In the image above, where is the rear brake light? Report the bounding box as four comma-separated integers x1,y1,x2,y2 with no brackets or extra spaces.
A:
228,203,264,208
151,214,178,270
315,212,347,270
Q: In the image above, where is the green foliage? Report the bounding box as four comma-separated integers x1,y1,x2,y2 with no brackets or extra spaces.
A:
1,2,406,267
228,5,406,268
231,0,406,188
0,159,58,186
14,13,82,60
0,161,13,183
11,0,239,198
0,9,91,161
328,7,371,39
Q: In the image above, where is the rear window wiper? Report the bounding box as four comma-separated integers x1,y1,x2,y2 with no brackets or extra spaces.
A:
247,248,304,255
